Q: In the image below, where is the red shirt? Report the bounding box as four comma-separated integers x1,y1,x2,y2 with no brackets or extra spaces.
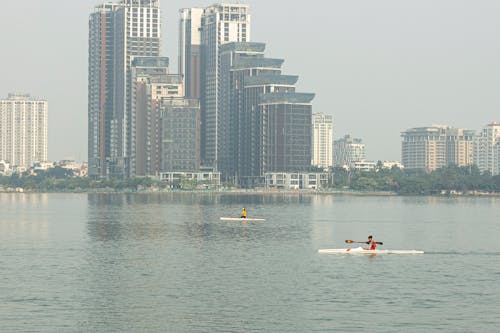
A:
369,240,376,250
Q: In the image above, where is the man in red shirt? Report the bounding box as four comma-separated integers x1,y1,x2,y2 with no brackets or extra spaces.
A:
366,235,376,250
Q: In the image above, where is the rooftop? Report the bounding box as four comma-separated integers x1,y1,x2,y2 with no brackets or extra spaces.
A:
260,92,315,104
244,74,299,87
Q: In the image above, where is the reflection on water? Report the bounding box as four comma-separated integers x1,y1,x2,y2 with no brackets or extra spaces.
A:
0,193,50,241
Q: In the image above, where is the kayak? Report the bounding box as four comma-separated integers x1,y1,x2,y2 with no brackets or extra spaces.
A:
220,217,266,222
318,247,424,254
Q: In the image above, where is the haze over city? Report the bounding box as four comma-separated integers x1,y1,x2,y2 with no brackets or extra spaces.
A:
1,0,500,162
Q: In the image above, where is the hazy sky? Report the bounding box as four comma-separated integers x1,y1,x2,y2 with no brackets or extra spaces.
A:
1,0,499,162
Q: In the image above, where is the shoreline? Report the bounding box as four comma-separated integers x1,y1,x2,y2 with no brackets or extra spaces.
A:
1,188,499,197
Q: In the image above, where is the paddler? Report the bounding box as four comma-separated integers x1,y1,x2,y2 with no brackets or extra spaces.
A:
241,208,247,219
366,235,376,250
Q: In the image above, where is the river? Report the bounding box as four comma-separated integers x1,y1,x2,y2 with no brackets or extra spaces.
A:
0,193,499,332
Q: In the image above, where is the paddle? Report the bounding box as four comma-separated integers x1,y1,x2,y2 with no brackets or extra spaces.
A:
345,239,384,245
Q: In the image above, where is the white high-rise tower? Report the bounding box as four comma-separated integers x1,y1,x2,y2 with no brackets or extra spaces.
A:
474,122,500,175
312,113,334,169
0,94,48,168
200,3,251,169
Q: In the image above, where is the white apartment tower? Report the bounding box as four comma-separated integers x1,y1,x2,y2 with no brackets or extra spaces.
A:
474,122,500,175
401,126,474,171
179,8,203,99
334,135,366,167
200,3,251,168
0,94,48,168
312,113,334,169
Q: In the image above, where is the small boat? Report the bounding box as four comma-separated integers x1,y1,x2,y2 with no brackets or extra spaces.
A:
318,247,424,255
220,217,266,222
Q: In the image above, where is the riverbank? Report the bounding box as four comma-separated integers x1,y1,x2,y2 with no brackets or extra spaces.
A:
1,186,499,197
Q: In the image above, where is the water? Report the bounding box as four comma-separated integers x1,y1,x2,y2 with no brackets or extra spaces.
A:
0,193,499,332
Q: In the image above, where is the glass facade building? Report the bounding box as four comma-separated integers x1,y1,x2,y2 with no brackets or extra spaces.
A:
88,0,161,179
260,93,315,174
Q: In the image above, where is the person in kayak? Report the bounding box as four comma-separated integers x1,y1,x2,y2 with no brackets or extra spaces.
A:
366,235,376,250
241,208,247,219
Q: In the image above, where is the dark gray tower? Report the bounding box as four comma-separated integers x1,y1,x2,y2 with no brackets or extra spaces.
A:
88,0,161,179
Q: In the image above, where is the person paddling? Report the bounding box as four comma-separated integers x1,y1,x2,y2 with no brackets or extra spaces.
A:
366,235,376,250
241,208,247,219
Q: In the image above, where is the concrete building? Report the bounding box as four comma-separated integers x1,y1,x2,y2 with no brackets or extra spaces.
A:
0,160,11,175
264,172,328,190
334,135,365,167
179,8,203,99
200,3,251,169
130,56,201,177
159,171,220,189
0,94,48,168
401,126,474,171
351,161,377,172
160,98,201,172
130,56,172,176
260,93,315,174
88,0,161,179
474,122,500,175
312,113,334,169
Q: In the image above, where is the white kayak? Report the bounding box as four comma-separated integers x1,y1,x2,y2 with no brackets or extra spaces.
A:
318,247,424,255
220,217,266,222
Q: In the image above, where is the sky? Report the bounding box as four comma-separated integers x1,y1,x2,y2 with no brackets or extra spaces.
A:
1,0,499,162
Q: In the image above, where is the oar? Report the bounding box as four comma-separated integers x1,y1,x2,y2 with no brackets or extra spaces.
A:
345,239,384,245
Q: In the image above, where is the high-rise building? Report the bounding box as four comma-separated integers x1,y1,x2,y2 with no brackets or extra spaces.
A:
161,98,201,172
474,122,500,175
312,113,334,169
200,3,251,169
88,0,161,179
0,94,48,168
401,126,474,171
130,56,201,176
179,8,203,99
334,135,365,167
260,93,315,173
130,56,179,176
218,42,286,182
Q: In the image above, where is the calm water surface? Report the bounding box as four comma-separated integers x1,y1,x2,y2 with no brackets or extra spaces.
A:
0,193,499,332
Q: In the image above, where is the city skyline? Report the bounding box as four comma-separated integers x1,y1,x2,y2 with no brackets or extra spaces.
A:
1,0,500,162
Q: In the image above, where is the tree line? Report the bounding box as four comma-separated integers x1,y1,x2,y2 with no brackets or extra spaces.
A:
0,167,157,192
1,165,499,194
333,164,500,194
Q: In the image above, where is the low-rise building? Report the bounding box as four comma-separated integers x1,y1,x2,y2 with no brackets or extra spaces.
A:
159,171,221,189
381,161,404,170
0,160,10,175
351,161,376,172
264,172,329,190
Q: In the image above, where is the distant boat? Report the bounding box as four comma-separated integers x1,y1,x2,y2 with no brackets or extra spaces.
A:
220,217,266,222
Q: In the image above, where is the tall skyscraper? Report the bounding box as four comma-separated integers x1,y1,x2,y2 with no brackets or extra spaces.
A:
474,122,500,175
218,42,285,181
260,93,315,173
130,56,175,176
401,126,474,171
0,94,48,168
179,8,203,99
200,3,251,169
88,0,161,179
334,135,366,168
312,113,334,169
161,98,201,172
